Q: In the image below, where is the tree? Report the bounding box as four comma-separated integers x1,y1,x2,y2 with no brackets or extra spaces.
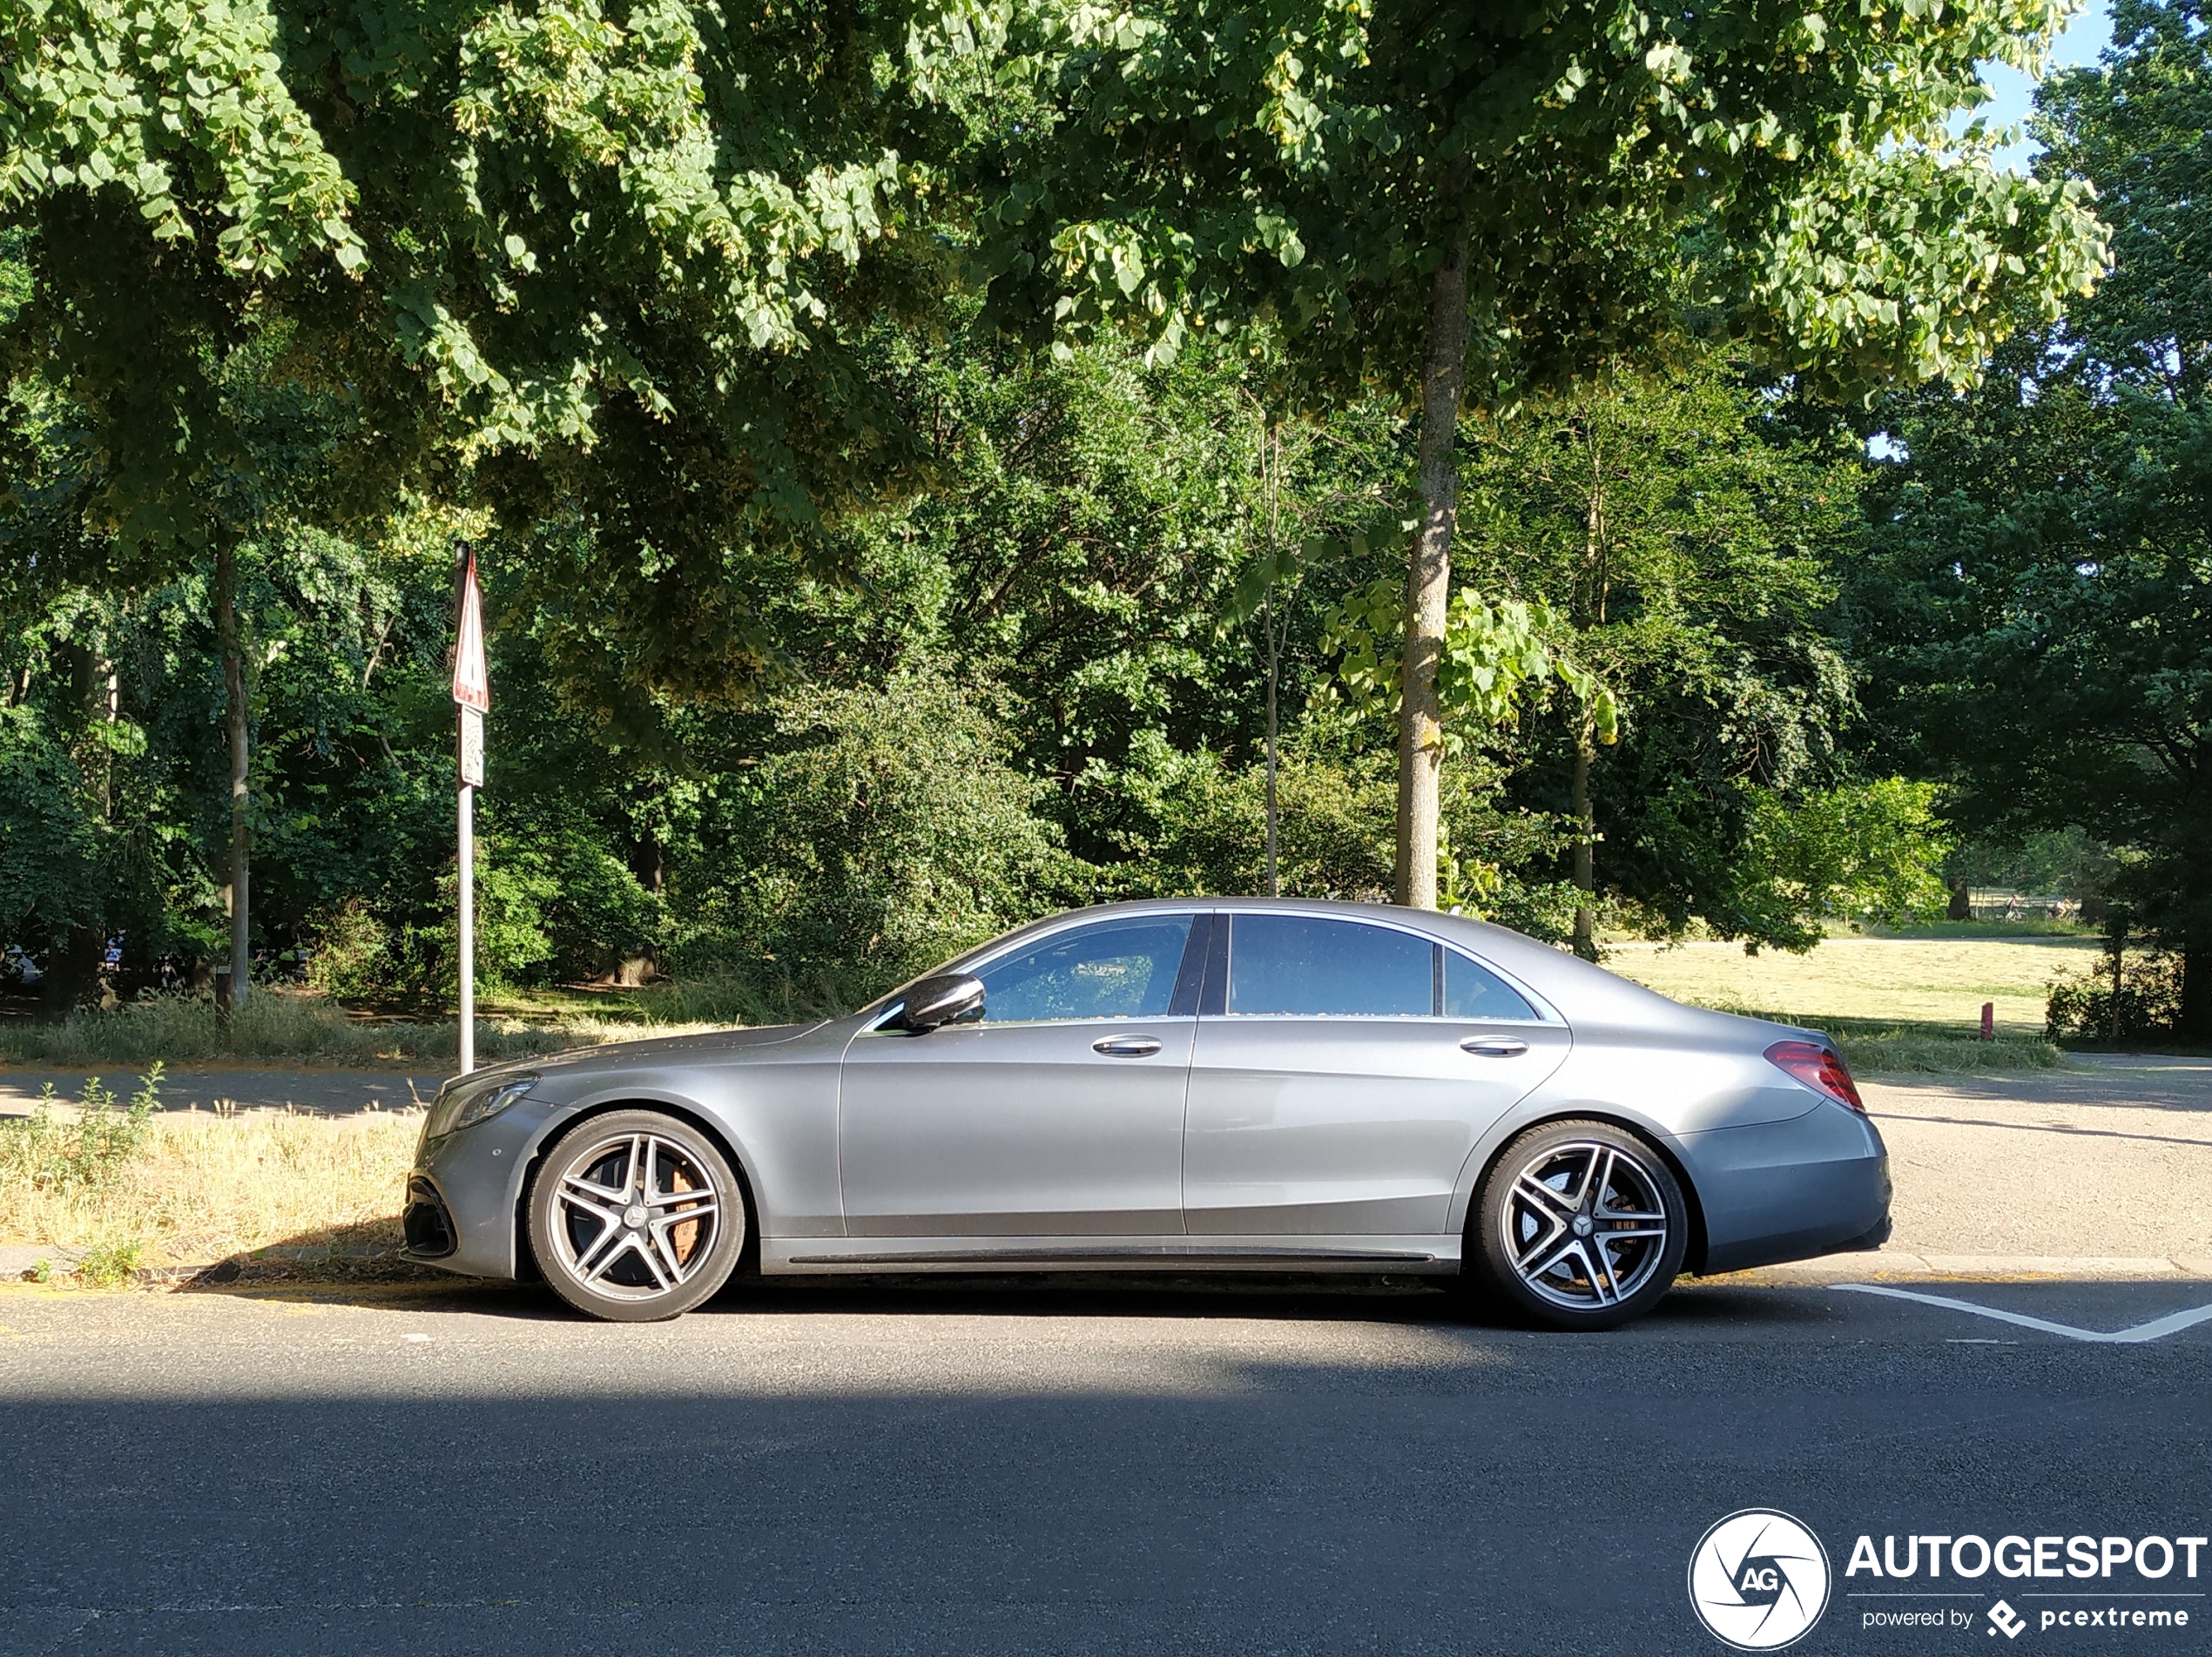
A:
968,0,2107,905
1851,0,2212,1036
1455,354,1871,953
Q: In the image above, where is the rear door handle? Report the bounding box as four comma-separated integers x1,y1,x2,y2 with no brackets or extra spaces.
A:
1460,1036,1528,1058
1093,1034,1163,1058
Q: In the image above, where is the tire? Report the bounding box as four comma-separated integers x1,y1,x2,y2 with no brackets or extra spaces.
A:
1470,1118,1686,1331
527,1109,746,1323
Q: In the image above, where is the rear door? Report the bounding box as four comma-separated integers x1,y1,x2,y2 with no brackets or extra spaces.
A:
1182,913,1569,1236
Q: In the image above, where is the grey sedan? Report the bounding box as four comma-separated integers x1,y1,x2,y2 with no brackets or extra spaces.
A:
403,899,1891,1330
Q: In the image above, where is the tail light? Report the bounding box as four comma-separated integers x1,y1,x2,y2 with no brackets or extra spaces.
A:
1764,1040,1865,1112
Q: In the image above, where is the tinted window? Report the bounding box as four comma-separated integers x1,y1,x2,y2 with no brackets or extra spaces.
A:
1228,916,1432,1017
975,917,1194,1023
1443,949,1539,1020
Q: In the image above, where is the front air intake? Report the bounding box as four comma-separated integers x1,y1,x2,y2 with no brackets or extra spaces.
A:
401,1175,457,1258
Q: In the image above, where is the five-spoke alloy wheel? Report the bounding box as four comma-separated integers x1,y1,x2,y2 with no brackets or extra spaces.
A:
1473,1118,1686,1330
528,1108,745,1322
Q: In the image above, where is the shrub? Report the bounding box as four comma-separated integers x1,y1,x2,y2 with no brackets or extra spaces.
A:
0,1066,161,1195
671,672,1084,999
2046,951,2186,1042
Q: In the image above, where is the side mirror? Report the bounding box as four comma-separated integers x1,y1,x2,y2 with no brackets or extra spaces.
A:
894,973,985,1034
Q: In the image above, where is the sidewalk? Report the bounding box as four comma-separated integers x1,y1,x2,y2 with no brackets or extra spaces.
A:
0,1064,442,1117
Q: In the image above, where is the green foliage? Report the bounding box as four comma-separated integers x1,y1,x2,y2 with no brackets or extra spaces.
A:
0,1064,159,1196
1851,1,2212,1027
2046,950,2188,1043
1320,582,1615,752
0,701,101,942
976,0,2105,405
1723,779,1952,953
671,672,1086,1000
73,1237,145,1287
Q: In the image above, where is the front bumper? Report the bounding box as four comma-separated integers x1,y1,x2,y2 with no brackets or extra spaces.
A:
401,1096,564,1278
1681,1099,1892,1276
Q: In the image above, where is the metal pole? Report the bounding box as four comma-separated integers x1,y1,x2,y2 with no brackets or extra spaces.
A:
458,772,475,1074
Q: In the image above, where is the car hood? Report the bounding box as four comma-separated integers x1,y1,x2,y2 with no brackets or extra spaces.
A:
507,1021,827,1077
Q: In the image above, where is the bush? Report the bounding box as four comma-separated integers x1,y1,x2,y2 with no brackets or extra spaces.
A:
671,673,1084,999
0,1066,161,1196
2046,951,2186,1042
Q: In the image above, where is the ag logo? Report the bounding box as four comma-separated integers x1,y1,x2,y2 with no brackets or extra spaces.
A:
1688,1509,1831,1650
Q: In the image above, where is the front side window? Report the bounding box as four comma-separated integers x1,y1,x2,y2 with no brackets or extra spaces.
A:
974,916,1195,1023
1227,915,1432,1017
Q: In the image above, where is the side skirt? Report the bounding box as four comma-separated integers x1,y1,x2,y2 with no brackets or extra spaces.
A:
761,1236,1460,1276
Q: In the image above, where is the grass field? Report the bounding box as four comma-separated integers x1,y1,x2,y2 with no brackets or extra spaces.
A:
1601,933,2100,1074
1604,934,2100,1033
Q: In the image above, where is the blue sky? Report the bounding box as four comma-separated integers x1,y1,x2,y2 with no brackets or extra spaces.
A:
1973,1,2115,168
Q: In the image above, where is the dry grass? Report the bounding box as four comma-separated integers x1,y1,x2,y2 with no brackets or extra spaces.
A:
0,1104,424,1272
1604,935,2101,1033
1602,934,2090,1076
0,988,735,1068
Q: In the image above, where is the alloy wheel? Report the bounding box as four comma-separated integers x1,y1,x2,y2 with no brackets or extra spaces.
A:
546,1129,724,1303
1497,1138,1672,1311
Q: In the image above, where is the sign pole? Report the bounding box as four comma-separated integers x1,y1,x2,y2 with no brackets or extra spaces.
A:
457,765,475,1074
452,546,490,1075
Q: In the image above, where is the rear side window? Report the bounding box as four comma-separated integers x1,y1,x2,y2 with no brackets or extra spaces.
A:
1228,915,1432,1017
1443,948,1539,1021
975,916,1194,1023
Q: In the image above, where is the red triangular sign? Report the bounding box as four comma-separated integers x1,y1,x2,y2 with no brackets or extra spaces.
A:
452,549,489,711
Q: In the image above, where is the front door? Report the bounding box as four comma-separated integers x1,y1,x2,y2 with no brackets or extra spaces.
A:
839,913,1202,1236
1183,913,1570,1236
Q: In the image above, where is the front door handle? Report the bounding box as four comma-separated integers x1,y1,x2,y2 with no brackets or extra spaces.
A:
1093,1034,1163,1058
1460,1036,1528,1058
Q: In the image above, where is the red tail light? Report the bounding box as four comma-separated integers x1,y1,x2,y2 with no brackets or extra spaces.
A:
1764,1040,1865,1112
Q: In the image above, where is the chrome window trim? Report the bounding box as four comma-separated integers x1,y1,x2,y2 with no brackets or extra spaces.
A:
1211,906,1566,1027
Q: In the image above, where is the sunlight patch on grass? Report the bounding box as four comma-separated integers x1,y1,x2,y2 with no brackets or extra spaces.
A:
1604,935,2099,1034
0,1103,424,1270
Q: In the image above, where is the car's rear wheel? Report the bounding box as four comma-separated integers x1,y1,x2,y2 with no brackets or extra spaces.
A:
1472,1119,1686,1330
527,1109,745,1323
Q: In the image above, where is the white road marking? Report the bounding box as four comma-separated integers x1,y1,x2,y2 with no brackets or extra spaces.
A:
1837,1283,2212,1344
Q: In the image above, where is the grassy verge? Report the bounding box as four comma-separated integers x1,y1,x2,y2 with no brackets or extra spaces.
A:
2,1088,428,1284
0,975,850,1068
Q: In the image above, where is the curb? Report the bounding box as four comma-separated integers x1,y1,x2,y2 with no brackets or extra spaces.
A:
1709,1250,2212,1284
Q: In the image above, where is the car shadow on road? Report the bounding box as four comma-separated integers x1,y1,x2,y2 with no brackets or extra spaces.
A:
182,1260,1567,1330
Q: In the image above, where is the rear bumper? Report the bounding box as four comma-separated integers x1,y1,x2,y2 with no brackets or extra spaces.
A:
1680,1100,1892,1276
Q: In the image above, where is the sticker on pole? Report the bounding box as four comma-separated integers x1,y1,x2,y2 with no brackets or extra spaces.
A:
452,546,489,712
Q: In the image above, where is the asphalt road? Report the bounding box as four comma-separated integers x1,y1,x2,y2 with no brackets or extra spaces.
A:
4,1273,2210,1656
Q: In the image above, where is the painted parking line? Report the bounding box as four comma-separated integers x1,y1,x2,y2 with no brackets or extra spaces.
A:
1836,1283,2212,1344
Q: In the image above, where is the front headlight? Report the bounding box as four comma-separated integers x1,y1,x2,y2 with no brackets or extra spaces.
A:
425,1073,538,1139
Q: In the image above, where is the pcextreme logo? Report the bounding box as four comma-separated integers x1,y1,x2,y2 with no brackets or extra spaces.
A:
1688,1509,1833,1651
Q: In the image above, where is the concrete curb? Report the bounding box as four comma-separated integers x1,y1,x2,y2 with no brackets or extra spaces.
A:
1710,1250,2212,1284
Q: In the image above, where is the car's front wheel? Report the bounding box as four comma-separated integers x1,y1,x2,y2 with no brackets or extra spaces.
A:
527,1109,745,1322
1471,1119,1686,1330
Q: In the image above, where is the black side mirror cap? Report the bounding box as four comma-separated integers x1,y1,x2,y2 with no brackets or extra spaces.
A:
894,973,985,1034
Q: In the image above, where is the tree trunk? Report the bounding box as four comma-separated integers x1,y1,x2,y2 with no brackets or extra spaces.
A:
1570,724,1597,960
2181,946,2212,1042
216,535,251,1016
1394,239,1471,909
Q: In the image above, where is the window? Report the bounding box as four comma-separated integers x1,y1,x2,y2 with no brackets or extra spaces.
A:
1443,948,1539,1021
974,916,1195,1023
1227,915,1433,1017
